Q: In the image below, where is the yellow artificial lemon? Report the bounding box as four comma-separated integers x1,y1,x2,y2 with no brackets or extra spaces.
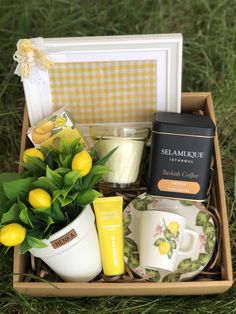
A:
23,147,45,163
32,130,52,144
0,223,26,247
55,116,67,127
28,188,52,209
158,241,171,255
167,222,180,235
34,121,54,134
71,151,92,176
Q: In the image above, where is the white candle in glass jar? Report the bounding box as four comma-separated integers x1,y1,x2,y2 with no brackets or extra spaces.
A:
96,137,145,184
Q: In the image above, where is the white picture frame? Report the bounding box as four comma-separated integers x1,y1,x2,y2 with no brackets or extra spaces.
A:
16,34,182,126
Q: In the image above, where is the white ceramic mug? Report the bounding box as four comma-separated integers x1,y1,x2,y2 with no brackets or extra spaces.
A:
139,210,198,272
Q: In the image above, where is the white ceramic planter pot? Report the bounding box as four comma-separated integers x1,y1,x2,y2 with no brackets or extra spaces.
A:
30,204,102,282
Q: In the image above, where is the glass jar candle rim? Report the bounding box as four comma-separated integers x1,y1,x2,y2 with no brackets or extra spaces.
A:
91,126,150,139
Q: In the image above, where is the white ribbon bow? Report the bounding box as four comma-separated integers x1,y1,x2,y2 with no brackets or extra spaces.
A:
13,38,54,82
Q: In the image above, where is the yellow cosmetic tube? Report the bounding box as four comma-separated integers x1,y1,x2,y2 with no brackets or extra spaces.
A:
93,196,124,276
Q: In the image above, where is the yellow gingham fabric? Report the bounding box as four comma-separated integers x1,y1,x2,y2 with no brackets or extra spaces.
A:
49,60,157,124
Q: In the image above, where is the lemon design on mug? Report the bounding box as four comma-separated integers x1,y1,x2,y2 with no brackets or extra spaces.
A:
167,221,180,235
154,220,180,258
158,241,171,255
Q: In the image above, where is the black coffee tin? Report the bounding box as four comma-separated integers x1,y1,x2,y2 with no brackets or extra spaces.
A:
147,112,215,201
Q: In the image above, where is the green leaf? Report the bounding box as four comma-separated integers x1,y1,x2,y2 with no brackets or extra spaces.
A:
198,253,210,266
41,148,57,169
75,189,102,206
179,200,194,207
153,238,165,247
132,197,153,211
22,156,46,176
82,165,110,188
124,237,138,257
60,138,71,155
46,166,63,188
190,261,201,272
33,176,58,193
52,189,61,203
86,174,105,189
0,172,21,184
44,216,55,233
146,269,160,282
63,155,73,168
19,203,35,228
28,229,45,239
170,240,177,249
123,224,131,237
164,229,174,241
94,146,118,165
70,138,81,149
127,253,139,268
0,186,8,215
1,204,20,225
203,221,215,239
205,238,215,254
52,200,66,222
55,167,71,175
20,238,33,254
0,207,3,222
34,207,52,216
124,213,131,226
26,235,48,248
64,171,81,186
163,273,181,282
196,211,210,227
58,195,73,207
3,177,34,200
177,258,192,273
61,186,73,199
73,145,84,155
70,191,80,201
167,249,173,259
25,155,46,170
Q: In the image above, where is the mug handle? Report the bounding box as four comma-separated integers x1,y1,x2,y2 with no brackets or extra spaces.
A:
178,229,198,256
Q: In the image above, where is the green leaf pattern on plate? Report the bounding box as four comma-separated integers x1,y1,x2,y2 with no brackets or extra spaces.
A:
146,269,160,282
163,211,215,282
162,272,181,282
131,195,153,211
127,253,139,268
179,200,194,207
196,211,210,226
124,237,138,257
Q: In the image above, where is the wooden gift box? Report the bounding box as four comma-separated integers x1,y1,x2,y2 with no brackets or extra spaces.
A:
13,92,233,296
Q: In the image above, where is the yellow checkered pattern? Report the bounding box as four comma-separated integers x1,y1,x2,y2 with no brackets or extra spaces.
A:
49,60,157,124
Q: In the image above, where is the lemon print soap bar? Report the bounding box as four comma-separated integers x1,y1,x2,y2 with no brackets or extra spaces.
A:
27,107,87,149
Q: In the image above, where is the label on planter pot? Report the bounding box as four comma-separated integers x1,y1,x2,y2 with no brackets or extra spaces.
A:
51,229,77,249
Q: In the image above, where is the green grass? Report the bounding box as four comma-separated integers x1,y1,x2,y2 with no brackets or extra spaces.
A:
0,0,235,313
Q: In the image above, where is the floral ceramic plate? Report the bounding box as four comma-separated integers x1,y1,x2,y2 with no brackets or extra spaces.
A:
123,193,216,282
